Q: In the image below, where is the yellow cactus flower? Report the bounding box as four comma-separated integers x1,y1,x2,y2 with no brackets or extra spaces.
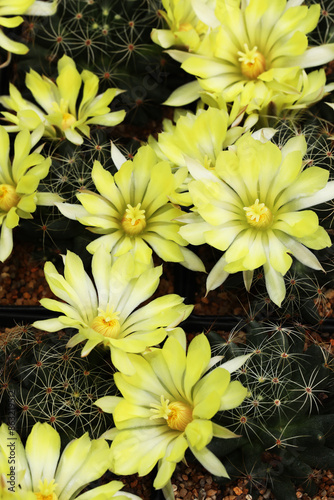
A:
0,125,62,262
0,0,57,59
151,0,218,50
95,333,248,499
0,422,141,500
148,105,266,205
0,55,126,145
178,134,334,306
56,144,205,272
32,246,193,375
164,0,334,114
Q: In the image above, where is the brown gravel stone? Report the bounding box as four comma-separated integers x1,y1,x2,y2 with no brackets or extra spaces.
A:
0,243,58,306
207,489,217,496
233,486,243,496
315,288,334,318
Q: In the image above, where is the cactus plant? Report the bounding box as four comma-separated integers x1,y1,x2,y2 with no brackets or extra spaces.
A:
205,320,334,499
0,324,115,441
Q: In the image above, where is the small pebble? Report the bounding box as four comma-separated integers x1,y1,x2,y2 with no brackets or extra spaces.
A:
179,488,187,498
207,489,217,496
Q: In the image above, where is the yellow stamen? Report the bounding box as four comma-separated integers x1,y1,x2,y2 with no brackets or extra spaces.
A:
34,479,58,500
237,44,266,79
178,22,194,32
121,203,146,235
61,112,76,130
91,308,121,338
150,395,193,432
0,184,20,212
244,199,273,229
203,154,215,170
35,494,57,500
50,100,76,130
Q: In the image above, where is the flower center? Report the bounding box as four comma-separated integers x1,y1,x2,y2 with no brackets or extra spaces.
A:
203,154,215,171
121,203,146,235
150,395,193,432
90,308,121,338
244,199,273,229
237,44,266,79
51,100,77,130
34,479,58,500
178,22,194,32
0,184,20,212
61,112,76,130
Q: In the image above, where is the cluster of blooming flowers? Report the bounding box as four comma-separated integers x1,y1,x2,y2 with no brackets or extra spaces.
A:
0,0,333,499
0,49,127,261
155,0,334,120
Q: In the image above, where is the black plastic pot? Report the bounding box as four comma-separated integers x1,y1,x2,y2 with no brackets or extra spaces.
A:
181,313,243,333
0,306,58,327
151,489,164,500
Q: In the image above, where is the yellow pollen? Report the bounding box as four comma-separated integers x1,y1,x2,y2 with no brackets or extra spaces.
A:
91,309,121,338
34,479,58,500
237,44,266,79
178,22,194,32
244,199,273,229
35,494,57,500
61,112,76,130
121,203,146,235
0,184,20,212
150,395,193,432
